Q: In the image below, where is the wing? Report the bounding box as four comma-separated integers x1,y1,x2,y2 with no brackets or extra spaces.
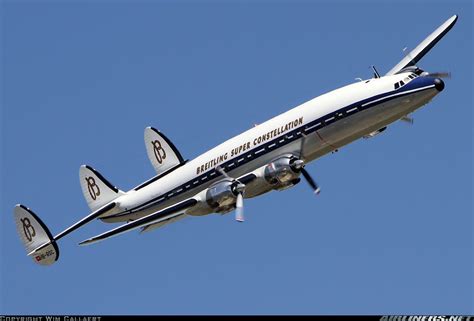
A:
385,15,458,76
140,213,187,233
79,199,197,245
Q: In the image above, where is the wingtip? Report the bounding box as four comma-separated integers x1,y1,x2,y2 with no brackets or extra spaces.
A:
78,239,93,246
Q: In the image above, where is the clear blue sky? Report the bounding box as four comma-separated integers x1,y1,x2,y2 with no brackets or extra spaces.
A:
1,0,472,315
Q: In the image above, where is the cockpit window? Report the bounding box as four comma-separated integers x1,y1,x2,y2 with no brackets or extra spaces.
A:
393,73,417,90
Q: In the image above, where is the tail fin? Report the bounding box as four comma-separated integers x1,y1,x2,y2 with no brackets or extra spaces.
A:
14,204,59,266
79,165,125,211
144,126,186,175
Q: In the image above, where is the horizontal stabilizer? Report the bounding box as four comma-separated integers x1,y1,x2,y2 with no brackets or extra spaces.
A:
144,127,185,175
386,15,458,76
53,202,116,241
79,199,197,246
14,205,59,266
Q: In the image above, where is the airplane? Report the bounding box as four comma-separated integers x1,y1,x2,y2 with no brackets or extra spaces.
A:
14,15,458,266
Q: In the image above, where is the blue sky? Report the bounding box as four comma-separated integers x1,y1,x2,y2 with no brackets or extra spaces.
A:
1,0,472,315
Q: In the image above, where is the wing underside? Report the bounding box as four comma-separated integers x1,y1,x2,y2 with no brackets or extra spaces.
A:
79,199,197,245
140,213,187,233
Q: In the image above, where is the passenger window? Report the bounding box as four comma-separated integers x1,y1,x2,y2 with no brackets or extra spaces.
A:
400,80,405,86
394,82,400,89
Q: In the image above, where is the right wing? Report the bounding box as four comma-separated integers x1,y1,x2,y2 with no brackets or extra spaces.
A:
385,15,458,76
79,198,197,246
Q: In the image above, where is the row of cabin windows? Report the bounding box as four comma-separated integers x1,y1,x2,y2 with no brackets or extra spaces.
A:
394,73,418,90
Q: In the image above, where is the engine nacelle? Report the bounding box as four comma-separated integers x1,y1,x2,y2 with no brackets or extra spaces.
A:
206,179,239,211
263,155,302,191
187,179,245,216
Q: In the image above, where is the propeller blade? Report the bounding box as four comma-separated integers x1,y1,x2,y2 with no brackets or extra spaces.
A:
401,115,414,125
235,193,244,222
301,168,321,195
429,72,451,79
216,166,246,222
216,165,244,186
216,166,231,179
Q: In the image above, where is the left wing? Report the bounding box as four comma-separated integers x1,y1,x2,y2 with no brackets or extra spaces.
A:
79,198,197,246
385,15,458,76
140,213,187,233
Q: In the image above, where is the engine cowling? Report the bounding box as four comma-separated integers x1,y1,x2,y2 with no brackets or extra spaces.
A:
264,155,302,191
205,179,241,213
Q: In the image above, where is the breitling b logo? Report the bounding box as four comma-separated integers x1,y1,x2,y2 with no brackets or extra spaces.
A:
152,140,167,164
21,217,36,242
85,176,100,200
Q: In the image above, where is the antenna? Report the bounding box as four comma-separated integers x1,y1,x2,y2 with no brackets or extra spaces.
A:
371,65,380,79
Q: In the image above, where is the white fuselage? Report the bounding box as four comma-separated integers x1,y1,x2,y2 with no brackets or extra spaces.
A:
102,72,442,223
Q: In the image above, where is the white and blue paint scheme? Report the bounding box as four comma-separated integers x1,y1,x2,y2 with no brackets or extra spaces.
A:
14,15,458,265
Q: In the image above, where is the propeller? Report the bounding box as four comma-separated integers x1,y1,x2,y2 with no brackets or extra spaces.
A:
235,193,244,222
401,115,414,125
427,72,451,79
420,71,451,79
290,158,321,195
294,133,322,195
216,166,246,222
301,168,321,195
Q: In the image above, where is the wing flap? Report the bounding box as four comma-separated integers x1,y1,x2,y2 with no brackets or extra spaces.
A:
79,199,197,245
385,15,458,76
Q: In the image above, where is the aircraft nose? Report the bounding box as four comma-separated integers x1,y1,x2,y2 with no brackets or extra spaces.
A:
434,78,444,92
